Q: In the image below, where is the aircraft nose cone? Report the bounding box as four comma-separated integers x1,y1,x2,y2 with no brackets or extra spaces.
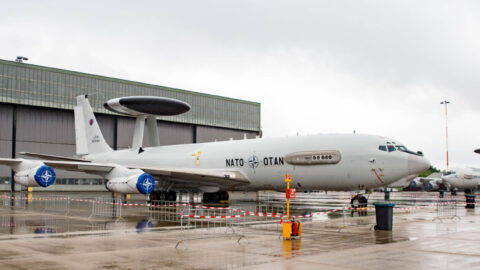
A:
408,155,431,175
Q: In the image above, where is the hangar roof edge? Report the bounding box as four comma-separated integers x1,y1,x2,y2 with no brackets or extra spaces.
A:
0,59,260,106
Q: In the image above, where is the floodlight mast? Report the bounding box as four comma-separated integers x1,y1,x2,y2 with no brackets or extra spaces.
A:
440,100,450,168
15,56,28,63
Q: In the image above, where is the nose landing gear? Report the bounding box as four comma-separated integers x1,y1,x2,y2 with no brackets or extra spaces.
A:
351,194,368,208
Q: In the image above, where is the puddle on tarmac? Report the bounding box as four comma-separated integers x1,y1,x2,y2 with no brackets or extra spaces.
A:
0,191,468,244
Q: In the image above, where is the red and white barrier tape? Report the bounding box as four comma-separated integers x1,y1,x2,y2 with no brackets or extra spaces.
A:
2,194,476,219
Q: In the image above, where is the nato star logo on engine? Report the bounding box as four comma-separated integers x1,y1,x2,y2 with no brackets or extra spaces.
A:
41,170,53,183
248,155,259,169
142,178,153,191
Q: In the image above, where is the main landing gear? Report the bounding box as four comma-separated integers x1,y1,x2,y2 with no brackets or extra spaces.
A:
149,190,177,202
202,191,229,203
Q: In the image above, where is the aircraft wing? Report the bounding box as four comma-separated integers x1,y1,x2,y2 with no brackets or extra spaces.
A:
0,158,249,188
19,152,89,162
138,166,250,186
0,158,23,166
46,161,249,187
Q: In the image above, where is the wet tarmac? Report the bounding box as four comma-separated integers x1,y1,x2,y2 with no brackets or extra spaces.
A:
0,191,478,269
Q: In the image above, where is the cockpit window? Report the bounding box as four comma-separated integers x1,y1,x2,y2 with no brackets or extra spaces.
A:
387,145,396,152
378,145,387,151
396,145,408,151
443,171,456,176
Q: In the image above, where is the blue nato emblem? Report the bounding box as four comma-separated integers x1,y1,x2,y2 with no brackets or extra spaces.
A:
34,165,56,187
248,155,259,169
136,173,155,194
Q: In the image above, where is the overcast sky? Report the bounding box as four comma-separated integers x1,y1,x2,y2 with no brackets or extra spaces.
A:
1,0,479,169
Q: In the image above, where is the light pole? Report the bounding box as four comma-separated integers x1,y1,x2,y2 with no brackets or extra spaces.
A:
440,100,450,168
15,56,28,63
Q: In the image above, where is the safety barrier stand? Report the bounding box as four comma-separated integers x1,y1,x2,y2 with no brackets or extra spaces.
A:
43,195,70,215
149,200,190,222
337,204,372,232
2,193,27,209
433,198,460,222
233,204,285,232
89,197,123,221
176,207,247,248
0,193,6,207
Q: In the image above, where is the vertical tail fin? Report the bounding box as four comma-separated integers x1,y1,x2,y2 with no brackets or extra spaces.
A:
74,95,113,155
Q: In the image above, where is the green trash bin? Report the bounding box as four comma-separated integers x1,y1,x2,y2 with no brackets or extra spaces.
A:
466,194,476,209
373,202,395,231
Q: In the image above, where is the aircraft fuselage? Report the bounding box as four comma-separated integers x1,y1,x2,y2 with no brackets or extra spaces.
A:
87,133,429,192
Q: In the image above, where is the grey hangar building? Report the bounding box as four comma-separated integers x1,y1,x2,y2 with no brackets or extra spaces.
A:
0,59,261,192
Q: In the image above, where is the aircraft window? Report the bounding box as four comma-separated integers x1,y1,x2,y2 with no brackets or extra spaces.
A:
396,145,408,151
387,145,396,152
379,145,387,151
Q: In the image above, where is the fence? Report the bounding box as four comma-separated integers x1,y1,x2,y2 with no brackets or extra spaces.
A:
1,193,27,209
0,193,5,207
176,207,246,248
149,200,190,222
43,195,70,215
433,198,460,222
233,204,285,232
90,197,122,220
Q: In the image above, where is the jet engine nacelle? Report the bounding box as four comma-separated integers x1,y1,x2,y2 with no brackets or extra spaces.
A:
104,166,155,194
13,160,56,187
424,181,439,191
408,178,422,189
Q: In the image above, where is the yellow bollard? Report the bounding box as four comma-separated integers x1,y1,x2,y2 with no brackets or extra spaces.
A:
283,222,292,239
27,187,33,203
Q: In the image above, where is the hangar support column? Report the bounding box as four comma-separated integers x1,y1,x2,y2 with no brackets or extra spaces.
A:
10,105,16,192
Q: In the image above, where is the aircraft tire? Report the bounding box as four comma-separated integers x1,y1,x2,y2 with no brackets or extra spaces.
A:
149,191,160,204
360,195,368,208
166,191,177,201
202,192,211,203
351,196,359,208
219,191,229,201
351,195,368,208
210,192,220,203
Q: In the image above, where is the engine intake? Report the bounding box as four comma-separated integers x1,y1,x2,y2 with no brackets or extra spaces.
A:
14,165,56,187
105,166,155,194
424,182,439,191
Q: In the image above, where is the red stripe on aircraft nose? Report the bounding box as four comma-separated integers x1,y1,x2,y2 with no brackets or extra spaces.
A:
373,169,384,184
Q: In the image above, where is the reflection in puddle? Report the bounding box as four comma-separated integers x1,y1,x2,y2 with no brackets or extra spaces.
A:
282,239,301,259
136,220,153,234
374,231,393,244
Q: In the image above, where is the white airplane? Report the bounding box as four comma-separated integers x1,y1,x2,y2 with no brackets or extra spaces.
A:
0,95,430,204
406,173,444,191
442,167,480,193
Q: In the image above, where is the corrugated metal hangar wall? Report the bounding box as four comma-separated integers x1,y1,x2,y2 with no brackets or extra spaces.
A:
0,59,261,189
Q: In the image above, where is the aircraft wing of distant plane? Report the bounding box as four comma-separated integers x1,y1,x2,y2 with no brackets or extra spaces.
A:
0,158,250,188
